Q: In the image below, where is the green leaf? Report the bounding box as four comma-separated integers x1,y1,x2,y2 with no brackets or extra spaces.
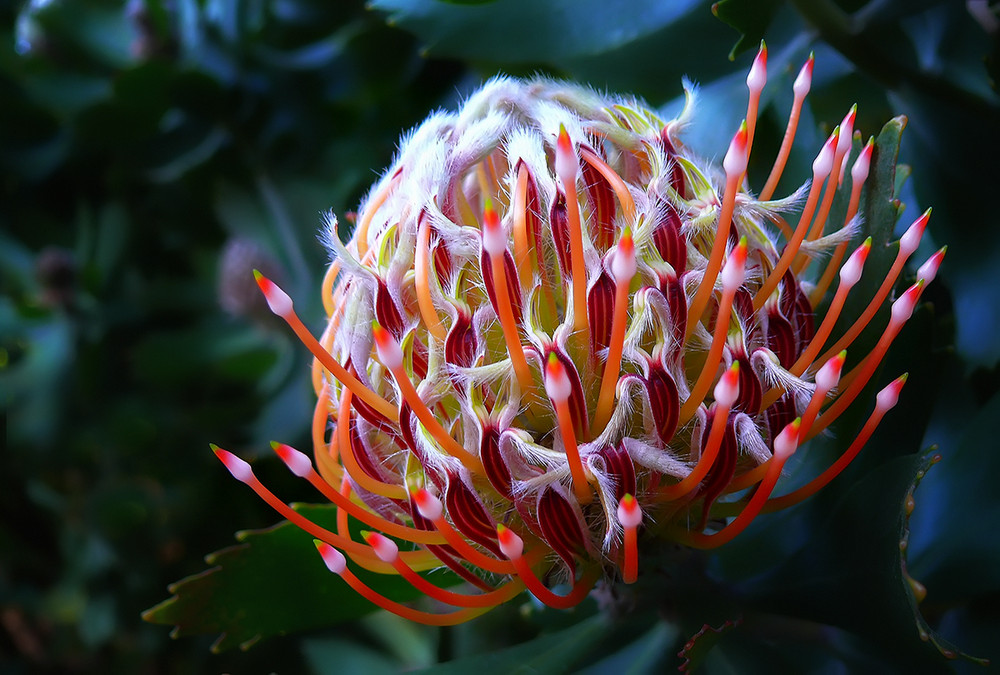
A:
302,636,401,675
745,451,987,667
370,0,703,63
130,321,277,387
143,504,460,652
706,116,928,583
0,302,75,448
414,614,610,674
824,117,909,379
24,1,138,68
911,391,1000,605
711,0,781,59
577,620,678,675
677,619,741,673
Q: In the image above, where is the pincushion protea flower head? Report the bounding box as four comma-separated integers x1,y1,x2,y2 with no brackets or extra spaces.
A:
215,44,945,624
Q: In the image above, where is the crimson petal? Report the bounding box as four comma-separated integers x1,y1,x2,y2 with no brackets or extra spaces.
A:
479,423,513,498
765,309,796,369
581,157,616,252
587,268,615,354
651,202,687,273
596,443,637,504
645,362,679,444
374,277,405,339
549,190,572,276
734,351,762,415
445,475,503,557
480,248,523,324
444,310,478,370
766,391,797,445
697,410,738,527
537,486,586,575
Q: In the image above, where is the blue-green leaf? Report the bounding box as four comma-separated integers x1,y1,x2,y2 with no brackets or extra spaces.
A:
712,0,781,59
370,0,702,63
143,504,461,652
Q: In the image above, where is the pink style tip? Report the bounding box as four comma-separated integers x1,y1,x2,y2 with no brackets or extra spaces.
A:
812,128,839,177
774,419,801,459
212,444,254,484
891,281,924,324
372,320,404,370
272,442,313,478
714,361,741,408
746,41,767,94
362,531,400,563
899,208,932,256
611,229,637,285
253,270,293,318
723,122,749,176
876,373,908,410
721,237,748,292
852,138,874,183
315,540,347,575
496,524,524,560
412,487,443,521
617,494,643,529
544,352,573,403
816,351,846,392
793,53,814,97
555,124,578,182
839,238,872,287
482,200,507,256
917,246,946,284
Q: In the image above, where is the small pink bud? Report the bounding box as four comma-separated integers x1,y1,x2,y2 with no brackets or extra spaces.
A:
212,444,254,484
412,488,444,521
774,418,801,460
253,269,293,318
899,208,932,256
544,352,572,403
839,238,872,288
496,524,524,560
372,320,403,370
714,362,740,408
617,494,643,529
723,122,749,176
876,373,908,411
917,246,946,284
362,531,400,563
272,441,312,478
793,53,814,98
315,541,347,575
746,41,767,94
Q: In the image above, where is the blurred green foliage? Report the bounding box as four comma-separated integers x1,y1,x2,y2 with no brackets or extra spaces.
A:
2,0,998,672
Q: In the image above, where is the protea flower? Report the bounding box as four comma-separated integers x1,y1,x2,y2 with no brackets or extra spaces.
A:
213,44,944,625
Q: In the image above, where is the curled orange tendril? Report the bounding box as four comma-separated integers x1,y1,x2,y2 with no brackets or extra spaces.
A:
215,47,941,623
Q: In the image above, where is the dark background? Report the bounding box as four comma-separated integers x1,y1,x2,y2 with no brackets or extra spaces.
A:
2,0,998,672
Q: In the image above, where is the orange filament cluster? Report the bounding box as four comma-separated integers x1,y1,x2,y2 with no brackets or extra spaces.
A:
214,46,941,624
